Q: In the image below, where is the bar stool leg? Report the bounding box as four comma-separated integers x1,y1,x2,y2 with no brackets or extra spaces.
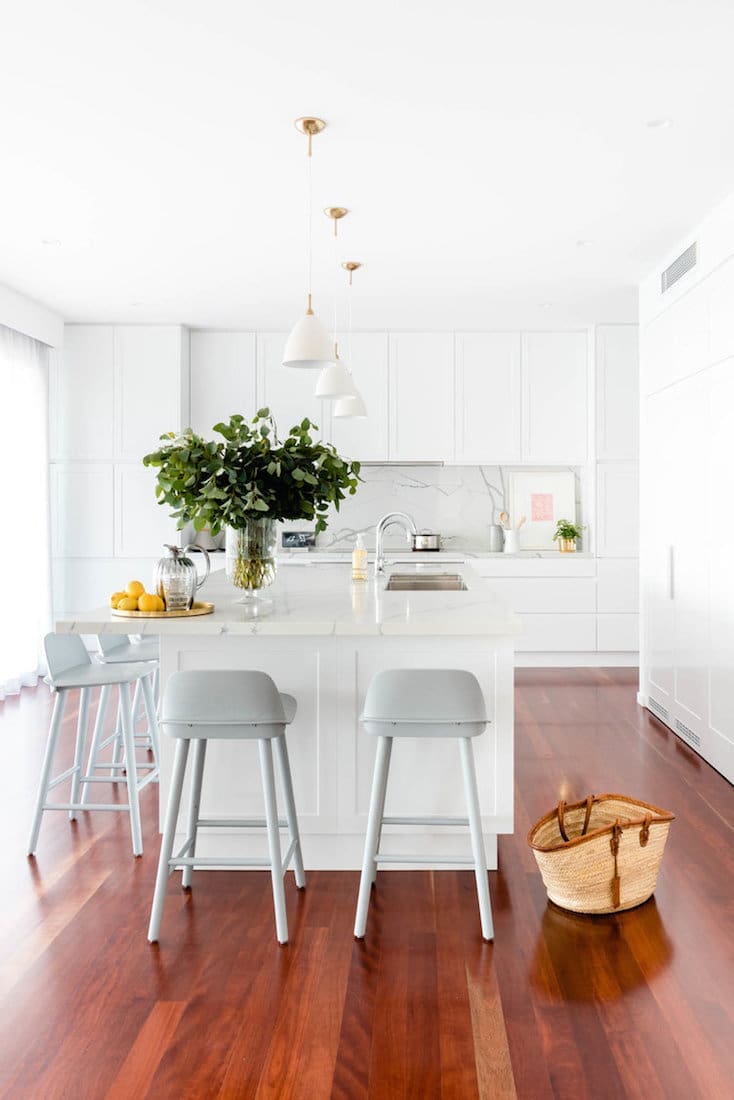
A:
119,683,143,857
273,734,306,890
459,737,494,942
354,735,393,940
28,690,68,855
140,673,161,770
182,739,207,889
259,738,288,945
69,688,90,819
148,738,190,942
81,685,111,806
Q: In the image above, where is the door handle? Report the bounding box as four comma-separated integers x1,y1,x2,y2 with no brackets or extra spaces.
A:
668,545,675,600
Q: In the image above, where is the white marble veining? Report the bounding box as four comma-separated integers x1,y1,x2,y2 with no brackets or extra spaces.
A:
306,464,585,551
56,562,522,638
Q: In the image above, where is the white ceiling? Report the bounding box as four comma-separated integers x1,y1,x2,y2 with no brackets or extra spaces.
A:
2,0,734,330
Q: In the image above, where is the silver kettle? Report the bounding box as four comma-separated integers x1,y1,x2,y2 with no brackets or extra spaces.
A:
154,544,211,611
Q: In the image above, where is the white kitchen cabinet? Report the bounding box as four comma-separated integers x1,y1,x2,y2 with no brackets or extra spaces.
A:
596,325,639,461
389,334,454,461
51,326,114,461
50,464,114,558
114,326,189,462
596,463,639,558
707,362,734,766
708,256,734,365
454,333,521,463
114,464,178,558
522,332,588,462
515,613,596,653
257,333,327,439
597,615,639,652
327,333,389,461
189,331,257,436
480,577,595,614
596,559,639,614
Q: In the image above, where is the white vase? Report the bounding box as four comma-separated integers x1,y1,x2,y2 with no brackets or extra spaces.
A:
503,530,519,554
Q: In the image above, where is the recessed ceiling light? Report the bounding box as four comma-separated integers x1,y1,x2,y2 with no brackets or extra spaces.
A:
41,238,61,246
539,302,553,310
576,239,593,248
646,117,673,129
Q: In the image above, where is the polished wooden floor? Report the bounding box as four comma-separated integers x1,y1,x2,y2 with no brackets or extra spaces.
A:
0,669,732,1099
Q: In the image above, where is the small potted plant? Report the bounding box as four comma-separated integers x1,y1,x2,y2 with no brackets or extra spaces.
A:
143,409,360,599
552,519,585,553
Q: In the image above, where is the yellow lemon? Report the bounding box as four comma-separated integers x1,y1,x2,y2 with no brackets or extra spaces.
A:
126,580,145,598
152,595,165,611
110,591,126,608
117,596,139,611
137,593,159,612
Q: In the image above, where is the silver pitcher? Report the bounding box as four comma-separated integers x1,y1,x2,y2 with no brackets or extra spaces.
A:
153,544,211,611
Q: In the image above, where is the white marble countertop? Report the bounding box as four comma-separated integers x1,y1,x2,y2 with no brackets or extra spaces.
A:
56,562,522,639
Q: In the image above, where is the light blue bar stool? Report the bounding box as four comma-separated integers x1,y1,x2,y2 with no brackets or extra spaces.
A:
148,669,306,946
92,634,160,775
28,633,160,858
354,668,494,942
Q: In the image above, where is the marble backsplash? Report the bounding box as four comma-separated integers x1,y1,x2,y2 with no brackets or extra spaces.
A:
301,465,585,552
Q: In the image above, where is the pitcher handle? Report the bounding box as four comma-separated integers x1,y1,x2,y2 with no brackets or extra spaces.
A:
184,544,211,589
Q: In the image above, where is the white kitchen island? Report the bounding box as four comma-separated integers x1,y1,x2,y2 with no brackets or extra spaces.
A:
57,562,520,869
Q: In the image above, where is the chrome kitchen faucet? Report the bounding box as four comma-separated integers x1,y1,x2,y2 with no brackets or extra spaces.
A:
374,511,418,576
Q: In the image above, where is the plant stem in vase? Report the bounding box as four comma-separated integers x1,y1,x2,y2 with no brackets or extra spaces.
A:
225,520,277,600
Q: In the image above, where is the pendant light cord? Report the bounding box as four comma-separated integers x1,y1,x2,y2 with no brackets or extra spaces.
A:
306,151,313,309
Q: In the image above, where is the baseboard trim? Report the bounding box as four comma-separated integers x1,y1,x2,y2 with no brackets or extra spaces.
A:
516,652,639,668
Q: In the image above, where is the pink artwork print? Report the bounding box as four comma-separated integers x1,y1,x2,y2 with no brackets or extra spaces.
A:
531,492,554,522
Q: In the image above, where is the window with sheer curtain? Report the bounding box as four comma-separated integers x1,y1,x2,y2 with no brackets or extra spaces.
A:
0,324,51,700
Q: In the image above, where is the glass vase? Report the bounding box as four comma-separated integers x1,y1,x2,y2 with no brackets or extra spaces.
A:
225,520,278,600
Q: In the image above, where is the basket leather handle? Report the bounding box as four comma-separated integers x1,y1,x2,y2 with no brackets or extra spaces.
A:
581,795,594,836
610,819,622,908
557,800,569,842
557,795,595,844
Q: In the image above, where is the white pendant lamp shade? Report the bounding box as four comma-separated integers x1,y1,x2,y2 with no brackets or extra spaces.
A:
282,306,335,369
315,358,357,398
333,388,367,418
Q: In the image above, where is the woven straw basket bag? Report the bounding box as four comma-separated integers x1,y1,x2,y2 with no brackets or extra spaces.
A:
527,794,674,915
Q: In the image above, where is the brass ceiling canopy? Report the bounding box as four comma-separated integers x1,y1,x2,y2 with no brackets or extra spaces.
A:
294,117,326,156
324,207,348,235
342,261,362,285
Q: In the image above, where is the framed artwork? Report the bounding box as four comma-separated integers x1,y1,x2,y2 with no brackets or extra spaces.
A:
508,470,576,550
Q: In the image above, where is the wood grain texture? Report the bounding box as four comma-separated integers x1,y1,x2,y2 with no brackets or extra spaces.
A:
0,669,732,1098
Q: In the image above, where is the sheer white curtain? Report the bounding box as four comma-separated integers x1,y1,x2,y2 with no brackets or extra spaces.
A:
0,324,52,700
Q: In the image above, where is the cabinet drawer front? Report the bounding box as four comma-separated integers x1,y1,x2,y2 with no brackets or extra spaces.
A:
516,614,596,652
597,614,639,652
482,578,596,614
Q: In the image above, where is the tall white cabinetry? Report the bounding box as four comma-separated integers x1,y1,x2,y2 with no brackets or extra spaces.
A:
640,220,734,782
51,325,189,615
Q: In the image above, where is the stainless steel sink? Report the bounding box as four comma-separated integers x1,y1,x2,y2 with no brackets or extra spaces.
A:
385,572,467,591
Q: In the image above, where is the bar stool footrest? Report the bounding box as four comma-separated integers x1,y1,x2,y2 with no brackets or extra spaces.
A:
381,815,470,827
375,853,477,865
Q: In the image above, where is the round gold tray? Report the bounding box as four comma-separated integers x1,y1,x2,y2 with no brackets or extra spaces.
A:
111,601,215,619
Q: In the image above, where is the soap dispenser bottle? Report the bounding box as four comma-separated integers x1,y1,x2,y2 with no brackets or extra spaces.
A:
352,533,368,581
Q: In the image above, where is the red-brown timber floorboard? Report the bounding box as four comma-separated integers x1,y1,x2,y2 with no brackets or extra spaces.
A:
0,668,732,1098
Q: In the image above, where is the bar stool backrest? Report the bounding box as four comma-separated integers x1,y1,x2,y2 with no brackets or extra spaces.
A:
97,634,131,656
44,633,91,686
361,668,488,738
161,669,289,740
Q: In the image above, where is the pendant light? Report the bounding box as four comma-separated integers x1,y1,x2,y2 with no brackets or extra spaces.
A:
333,262,367,419
315,208,359,398
283,117,335,370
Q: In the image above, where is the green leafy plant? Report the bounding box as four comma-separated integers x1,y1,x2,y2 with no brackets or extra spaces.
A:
143,409,360,536
552,519,585,542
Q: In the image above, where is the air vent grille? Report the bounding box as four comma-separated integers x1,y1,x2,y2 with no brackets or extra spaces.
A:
675,718,701,748
648,697,669,722
661,242,697,292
